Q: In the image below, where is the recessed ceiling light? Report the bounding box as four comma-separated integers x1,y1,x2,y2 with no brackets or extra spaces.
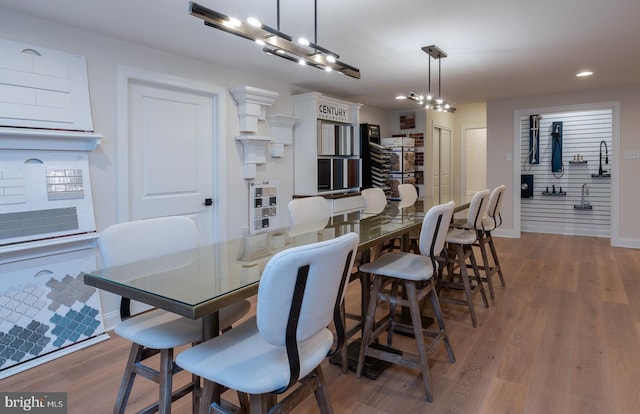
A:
576,71,594,77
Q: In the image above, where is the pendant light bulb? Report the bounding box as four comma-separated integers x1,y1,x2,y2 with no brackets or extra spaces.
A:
247,17,262,27
224,16,241,28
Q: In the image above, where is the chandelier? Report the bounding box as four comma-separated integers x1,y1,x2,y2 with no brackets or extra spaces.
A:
398,45,455,113
189,1,360,79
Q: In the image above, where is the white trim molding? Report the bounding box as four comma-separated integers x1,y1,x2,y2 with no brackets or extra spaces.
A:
115,66,228,241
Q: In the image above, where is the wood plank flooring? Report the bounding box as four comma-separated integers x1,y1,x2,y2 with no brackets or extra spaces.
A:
2,232,640,413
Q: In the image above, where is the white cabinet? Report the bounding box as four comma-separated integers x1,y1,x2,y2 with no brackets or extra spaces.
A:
293,92,363,199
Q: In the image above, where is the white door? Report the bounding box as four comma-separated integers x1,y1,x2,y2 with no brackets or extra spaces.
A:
432,126,452,203
128,82,214,245
464,127,487,201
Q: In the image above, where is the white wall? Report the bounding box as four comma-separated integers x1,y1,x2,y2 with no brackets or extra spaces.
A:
0,8,389,238
487,85,640,247
0,8,391,326
360,105,392,137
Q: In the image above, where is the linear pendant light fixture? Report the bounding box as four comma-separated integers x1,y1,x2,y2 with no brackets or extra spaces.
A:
398,45,455,113
188,1,360,79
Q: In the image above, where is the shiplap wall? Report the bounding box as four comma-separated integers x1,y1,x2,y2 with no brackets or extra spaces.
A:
520,109,612,237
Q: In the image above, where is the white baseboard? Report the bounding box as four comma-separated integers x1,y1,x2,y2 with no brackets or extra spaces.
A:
492,228,516,238
613,237,640,249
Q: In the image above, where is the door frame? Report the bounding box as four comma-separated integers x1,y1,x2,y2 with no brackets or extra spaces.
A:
432,122,453,202
512,101,620,246
116,66,229,241
461,125,487,201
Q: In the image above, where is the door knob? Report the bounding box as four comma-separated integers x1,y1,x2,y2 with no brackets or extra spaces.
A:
203,198,213,206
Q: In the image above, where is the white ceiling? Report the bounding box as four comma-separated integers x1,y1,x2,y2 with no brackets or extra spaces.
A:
2,0,640,110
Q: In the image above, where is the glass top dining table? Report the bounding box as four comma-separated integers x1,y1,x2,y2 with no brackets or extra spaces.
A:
83,195,469,338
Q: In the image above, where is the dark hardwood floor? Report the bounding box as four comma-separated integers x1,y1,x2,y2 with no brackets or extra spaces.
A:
3,232,640,413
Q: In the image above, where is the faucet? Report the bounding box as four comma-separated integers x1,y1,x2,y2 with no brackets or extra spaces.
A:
581,183,590,207
598,140,609,176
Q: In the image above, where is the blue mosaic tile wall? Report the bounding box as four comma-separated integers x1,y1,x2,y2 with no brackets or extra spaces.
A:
0,272,104,371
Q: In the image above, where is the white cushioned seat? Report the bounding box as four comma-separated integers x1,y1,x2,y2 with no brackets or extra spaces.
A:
115,300,250,350
444,227,477,245
176,316,332,395
360,252,433,281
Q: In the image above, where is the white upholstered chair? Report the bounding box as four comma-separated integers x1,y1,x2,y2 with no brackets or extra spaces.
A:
99,216,251,414
476,185,507,299
360,187,387,214
397,183,420,252
176,232,360,414
450,185,507,300
287,196,330,227
361,187,397,254
357,201,456,402
287,196,359,374
440,190,490,327
397,183,418,207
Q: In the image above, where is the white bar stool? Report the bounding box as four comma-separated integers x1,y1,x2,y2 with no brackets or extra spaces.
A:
356,201,456,402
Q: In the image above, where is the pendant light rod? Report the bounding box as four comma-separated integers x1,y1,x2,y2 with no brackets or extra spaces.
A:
304,0,339,59
439,57,442,99
428,53,432,98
